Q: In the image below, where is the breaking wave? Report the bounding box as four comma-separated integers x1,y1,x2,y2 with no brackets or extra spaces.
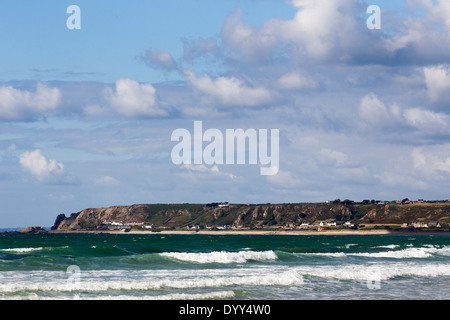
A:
0,247,44,253
2,290,236,301
0,246,70,254
297,263,450,281
0,269,304,294
299,245,450,259
160,250,278,264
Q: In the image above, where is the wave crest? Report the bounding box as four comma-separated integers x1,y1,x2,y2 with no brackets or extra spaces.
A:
0,247,44,253
160,250,278,264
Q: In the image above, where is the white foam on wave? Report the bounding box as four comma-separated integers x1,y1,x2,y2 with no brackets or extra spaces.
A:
2,290,236,301
0,268,303,294
350,247,433,258
301,245,450,259
0,246,69,254
0,247,44,253
304,252,348,258
375,245,400,249
351,245,450,258
160,250,278,264
89,290,236,300
296,262,450,281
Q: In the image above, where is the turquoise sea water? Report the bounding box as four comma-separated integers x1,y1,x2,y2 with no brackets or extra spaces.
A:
0,233,449,300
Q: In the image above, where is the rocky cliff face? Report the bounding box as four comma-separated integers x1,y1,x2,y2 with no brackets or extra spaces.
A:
53,202,450,231
54,205,150,230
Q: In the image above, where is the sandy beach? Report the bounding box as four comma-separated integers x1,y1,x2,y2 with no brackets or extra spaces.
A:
48,229,450,236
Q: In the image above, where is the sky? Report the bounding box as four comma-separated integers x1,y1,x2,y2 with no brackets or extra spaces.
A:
1,0,450,228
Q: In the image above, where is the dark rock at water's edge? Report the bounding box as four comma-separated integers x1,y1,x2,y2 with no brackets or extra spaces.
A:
21,226,48,234
0,227,23,234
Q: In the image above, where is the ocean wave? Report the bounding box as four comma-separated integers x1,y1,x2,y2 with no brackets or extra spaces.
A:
350,246,450,258
297,263,450,281
336,244,357,249
0,247,44,253
374,245,400,249
299,245,450,259
0,246,71,254
349,247,434,258
302,252,348,258
0,269,303,294
1,290,236,301
160,250,278,264
83,290,236,300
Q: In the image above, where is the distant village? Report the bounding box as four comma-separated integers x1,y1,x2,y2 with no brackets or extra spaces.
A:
101,220,154,232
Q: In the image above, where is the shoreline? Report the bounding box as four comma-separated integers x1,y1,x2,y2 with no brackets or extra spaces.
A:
47,229,450,236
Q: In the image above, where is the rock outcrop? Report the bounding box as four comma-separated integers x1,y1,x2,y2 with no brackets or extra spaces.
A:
21,226,48,234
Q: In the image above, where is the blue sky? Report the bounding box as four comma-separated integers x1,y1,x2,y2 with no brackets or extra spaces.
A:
1,0,450,228
0,0,296,83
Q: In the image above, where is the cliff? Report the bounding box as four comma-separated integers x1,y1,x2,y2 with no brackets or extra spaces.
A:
53,202,450,231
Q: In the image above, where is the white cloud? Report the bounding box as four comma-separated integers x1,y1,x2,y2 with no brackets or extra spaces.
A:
217,0,450,68
0,83,61,121
5,144,16,158
412,147,450,174
358,93,450,136
220,0,360,63
183,37,218,62
383,0,450,64
141,49,178,71
320,148,348,166
358,93,401,127
184,70,273,107
403,108,449,131
267,170,299,188
180,164,236,179
93,176,119,187
375,171,428,190
19,149,65,182
221,8,280,62
103,78,168,118
285,0,355,57
412,148,427,169
277,72,317,90
424,65,450,101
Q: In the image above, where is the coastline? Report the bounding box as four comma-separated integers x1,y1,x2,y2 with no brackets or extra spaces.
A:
47,229,450,236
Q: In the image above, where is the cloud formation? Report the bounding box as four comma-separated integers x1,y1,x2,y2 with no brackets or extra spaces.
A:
93,176,119,188
103,78,168,118
140,49,178,72
19,149,65,182
0,83,61,121
424,65,450,102
184,70,273,107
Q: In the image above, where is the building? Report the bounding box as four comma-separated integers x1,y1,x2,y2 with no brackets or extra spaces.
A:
345,221,354,227
299,223,310,229
107,224,131,231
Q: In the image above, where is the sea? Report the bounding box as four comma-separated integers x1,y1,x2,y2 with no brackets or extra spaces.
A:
0,233,449,301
